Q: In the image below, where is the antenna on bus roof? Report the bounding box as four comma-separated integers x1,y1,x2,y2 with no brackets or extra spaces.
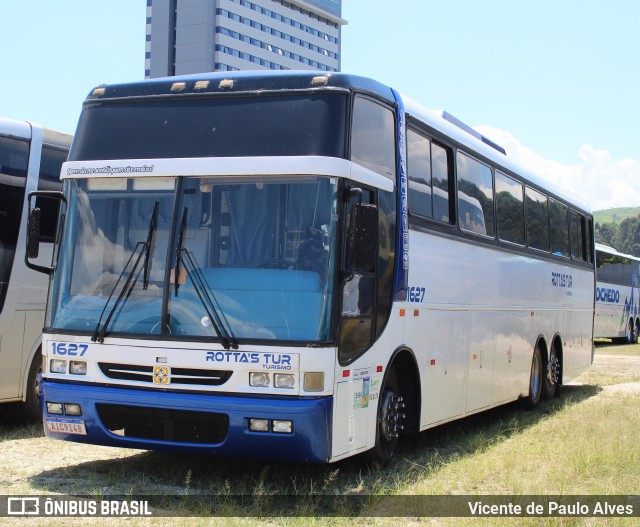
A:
441,111,507,156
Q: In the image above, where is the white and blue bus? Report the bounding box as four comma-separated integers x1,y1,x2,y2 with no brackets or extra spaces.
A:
0,117,71,420
594,243,640,344
28,72,594,463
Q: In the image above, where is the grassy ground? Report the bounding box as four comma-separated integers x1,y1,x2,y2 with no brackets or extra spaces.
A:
1,343,639,526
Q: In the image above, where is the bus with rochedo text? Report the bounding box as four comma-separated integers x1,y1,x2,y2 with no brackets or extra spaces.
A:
594,243,640,344
27,72,594,463
0,117,70,420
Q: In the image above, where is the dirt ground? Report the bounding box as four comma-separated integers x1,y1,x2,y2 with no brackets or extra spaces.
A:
0,348,639,518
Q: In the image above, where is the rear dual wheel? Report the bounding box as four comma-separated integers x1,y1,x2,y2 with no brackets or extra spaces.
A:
542,345,560,399
523,345,542,409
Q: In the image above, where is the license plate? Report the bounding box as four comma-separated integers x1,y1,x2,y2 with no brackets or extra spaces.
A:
45,418,87,435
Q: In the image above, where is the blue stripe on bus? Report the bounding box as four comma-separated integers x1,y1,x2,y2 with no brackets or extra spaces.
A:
41,381,333,463
392,88,409,301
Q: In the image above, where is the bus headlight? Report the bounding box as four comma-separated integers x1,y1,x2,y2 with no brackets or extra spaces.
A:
249,372,270,387
272,420,293,434
64,403,83,416
248,418,269,432
50,359,66,374
69,361,87,375
46,402,63,415
274,374,295,389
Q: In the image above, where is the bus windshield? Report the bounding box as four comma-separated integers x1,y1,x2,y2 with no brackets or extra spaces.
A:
48,175,339,343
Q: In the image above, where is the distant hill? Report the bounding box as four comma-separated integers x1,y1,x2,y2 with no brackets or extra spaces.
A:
594,206,640,226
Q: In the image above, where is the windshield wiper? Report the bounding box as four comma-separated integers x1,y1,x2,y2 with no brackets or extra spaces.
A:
174,206,188,297
92,201,159,343
174,207,238,350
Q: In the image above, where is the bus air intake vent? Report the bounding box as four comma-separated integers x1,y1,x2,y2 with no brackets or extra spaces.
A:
441,111,507,155
98,363,233,386
96,404,229,444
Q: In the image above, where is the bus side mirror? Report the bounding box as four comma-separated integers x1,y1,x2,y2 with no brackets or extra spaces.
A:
27,208,42,259
348,203,378,271
25,190,67,275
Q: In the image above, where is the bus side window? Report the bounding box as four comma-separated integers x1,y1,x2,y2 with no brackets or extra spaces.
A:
495,170,524,245
36,145,67,242
407,129,432,218
407,129,452,224
526,187,549,251
457,151,494,237
0,136,29,313
570,210,587,262
549,198,570,257
350,96,396,181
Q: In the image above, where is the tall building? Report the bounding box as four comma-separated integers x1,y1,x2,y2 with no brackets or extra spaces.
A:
145,0,345,78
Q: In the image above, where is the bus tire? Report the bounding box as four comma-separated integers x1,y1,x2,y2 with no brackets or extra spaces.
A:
22,351,42,422
523,345,542,409
542,343,560,399
367,368,403,466
626,319,636,345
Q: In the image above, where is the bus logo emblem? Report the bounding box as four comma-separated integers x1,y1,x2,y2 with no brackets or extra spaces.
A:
153,366,170,385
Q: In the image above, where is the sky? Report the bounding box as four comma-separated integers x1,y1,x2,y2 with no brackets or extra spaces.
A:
1,0,639,211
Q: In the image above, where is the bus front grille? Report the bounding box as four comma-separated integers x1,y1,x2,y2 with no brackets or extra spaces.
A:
98,362,233,386
96,403,229,444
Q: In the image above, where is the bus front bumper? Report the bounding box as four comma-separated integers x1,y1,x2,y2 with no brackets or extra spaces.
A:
41,381,332,463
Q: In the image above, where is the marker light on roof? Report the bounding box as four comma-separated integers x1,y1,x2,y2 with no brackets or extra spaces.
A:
195,80,210,90
311,75,328,86
170,82,186,92
218,79,235,89
91,87,106,97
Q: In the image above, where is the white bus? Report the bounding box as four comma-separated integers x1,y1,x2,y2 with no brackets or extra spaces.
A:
0,117,71,420
594,243,640,344
29,72,594,463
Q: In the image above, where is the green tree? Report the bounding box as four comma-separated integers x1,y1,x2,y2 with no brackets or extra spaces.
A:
595,221,619,248
615,215,640,257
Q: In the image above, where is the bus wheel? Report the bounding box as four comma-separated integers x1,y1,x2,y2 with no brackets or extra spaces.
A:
368,369,404,465
22,351,42,422
523,345,542,409
626,319,637,345
542,344,560,399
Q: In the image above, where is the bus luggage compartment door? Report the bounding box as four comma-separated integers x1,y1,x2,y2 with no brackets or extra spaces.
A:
332,378,368,458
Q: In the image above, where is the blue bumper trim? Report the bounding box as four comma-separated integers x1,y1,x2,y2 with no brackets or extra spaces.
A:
41,381,332,463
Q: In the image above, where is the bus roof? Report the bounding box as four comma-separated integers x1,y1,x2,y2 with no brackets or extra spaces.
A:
401,95,591,214
85,70,395,103
0,116,72,148
595,243,640,261
84,71,590,214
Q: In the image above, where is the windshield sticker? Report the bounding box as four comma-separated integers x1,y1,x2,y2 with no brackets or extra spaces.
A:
66,165,154,176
